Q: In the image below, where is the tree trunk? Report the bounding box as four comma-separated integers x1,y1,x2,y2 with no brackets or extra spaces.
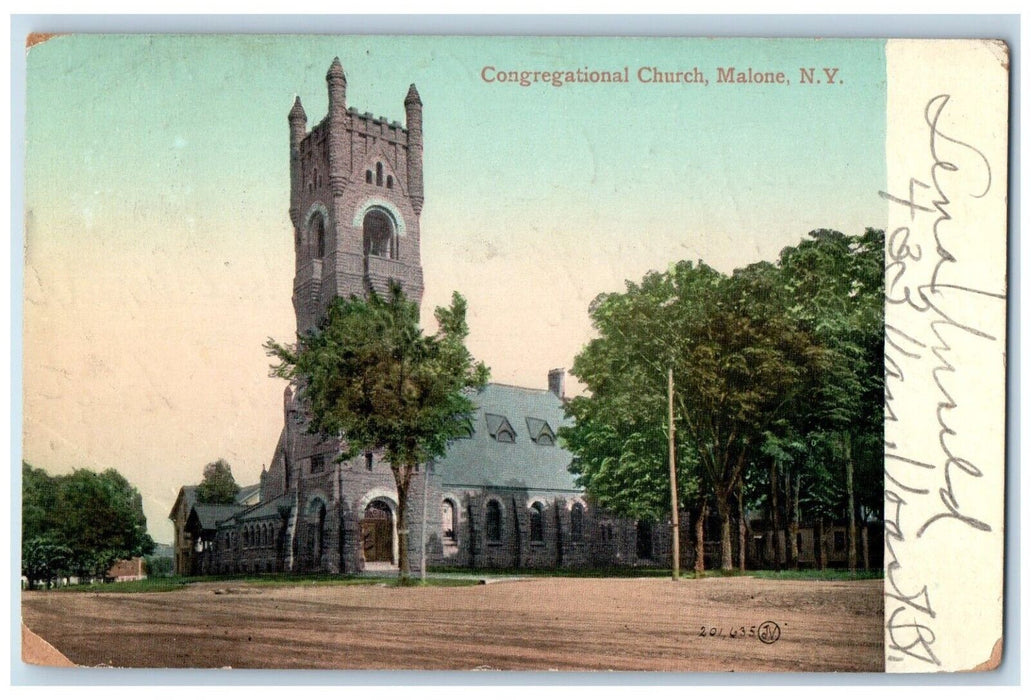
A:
693,504,708,575
816,517,826,570
394,467,411,584
715,492,733,571
737,482,747,572
844,433,858,575
861,521,870,571
789,473,800,570
769,460,783,571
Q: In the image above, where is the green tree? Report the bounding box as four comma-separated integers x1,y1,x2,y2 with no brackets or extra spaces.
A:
57,469,156,579
196,458,240,505
777,228,885,571
144,555,175,578
265,283,488,583
22,463,155,584
22,462,59,543
22,463,67,588
22,535,72,590
564,260,823,571
561,271,705,569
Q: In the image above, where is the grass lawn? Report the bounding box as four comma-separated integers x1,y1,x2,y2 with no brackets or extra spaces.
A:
429,565,883,581
46,573,481,594
749,568,884,581
38,566,881,594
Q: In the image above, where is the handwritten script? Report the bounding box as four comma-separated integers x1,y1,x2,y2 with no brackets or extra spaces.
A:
881,94,1004,667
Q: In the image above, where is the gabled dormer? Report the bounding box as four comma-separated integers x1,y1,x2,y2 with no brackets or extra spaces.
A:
485,413,517,443
525,417,556,446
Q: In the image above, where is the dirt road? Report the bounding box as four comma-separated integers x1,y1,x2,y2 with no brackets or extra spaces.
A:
22,576,883,671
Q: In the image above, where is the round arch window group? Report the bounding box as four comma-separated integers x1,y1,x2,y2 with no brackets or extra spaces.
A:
301,205,400,263
480,499,586,544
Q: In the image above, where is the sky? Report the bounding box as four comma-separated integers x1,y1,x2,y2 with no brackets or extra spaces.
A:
22,35,886,544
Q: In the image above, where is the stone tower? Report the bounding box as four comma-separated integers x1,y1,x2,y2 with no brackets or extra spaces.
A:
288,57,425,333
261,60,433,574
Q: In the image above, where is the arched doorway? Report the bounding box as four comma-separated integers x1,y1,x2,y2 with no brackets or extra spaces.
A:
361,500,394,564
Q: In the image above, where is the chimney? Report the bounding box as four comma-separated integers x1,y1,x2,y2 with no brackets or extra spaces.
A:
548,368,565,399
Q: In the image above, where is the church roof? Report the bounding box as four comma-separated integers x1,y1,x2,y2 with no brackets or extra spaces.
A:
236,483,262,504
168,485,199,520
225,493,294,524
434,383,579,493
172,482,261,522
187,503,247,533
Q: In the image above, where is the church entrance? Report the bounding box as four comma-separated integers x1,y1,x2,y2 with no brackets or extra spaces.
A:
361,500,394,563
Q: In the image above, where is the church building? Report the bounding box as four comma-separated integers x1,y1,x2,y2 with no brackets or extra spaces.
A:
170,59,650,576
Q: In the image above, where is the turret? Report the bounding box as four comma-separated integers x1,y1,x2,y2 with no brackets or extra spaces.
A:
405,83,424,215
326,57,347,110
327,58,348,196
288,96,307,227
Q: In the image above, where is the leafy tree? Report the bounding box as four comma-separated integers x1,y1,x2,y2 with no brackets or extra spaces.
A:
22,535,72,590
564,229,883,572
144,555,175,578
57,468,156,579
22,462,59,543
21,463,155,584
265,283,488,583
777,228,884,571
196,458,240,505
562,271,705,569
565,260,823,570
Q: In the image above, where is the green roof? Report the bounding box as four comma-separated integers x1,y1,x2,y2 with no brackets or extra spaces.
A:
435,383,580,492
187,503,246,532
226,493,294,524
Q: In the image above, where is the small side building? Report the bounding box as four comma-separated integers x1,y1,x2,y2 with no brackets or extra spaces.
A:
168,483,260,576
106,557,146,582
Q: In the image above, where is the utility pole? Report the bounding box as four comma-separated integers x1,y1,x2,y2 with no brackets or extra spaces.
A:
669,367,680,580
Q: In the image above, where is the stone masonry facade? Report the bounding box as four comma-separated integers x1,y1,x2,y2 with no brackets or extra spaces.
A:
172,59,881,578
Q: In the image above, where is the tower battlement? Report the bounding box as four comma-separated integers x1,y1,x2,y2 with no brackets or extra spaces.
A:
288,59,425,334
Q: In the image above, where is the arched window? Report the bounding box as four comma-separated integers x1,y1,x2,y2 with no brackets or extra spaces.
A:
363,209,396,260
386,175,394,189
529,502,544,542
571,503,585,542
310,213,327,259
485,500,502,543
366,170,373,184
375,162,384,187
496,428,515,443
441,499,457,544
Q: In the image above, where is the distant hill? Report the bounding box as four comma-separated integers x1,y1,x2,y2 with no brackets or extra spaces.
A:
150,543,173,558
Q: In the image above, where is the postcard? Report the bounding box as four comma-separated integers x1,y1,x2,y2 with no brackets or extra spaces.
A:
18,34,1008,674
